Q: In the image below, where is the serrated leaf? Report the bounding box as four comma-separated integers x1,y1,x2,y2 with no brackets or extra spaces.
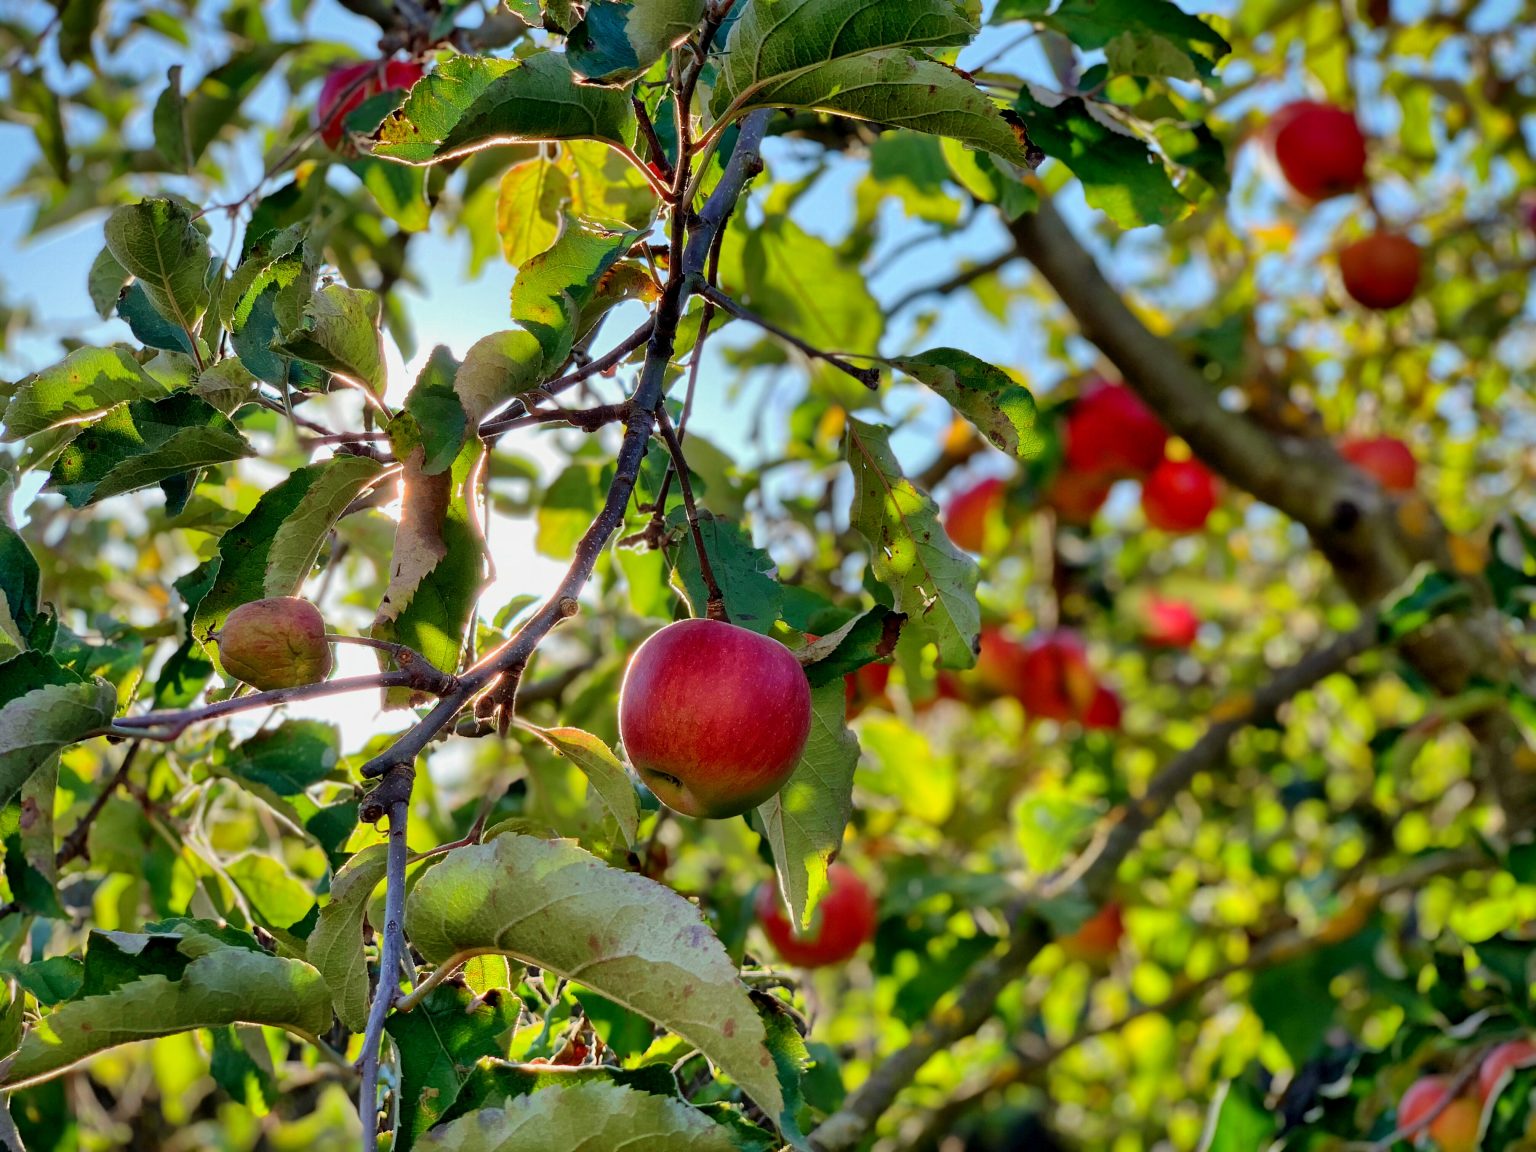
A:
191,457,384,641
405,835,784,1119
349,156,432,232
560,139,661,230
46,392,252,508
845,418,979,668
309,844,388,1034
713,0,978,114
0,946,331,1091
512,218,643,365
403,345,469,475
567,0,706,86
418,1080,737,1151
0,347,169,441
103,198,215,345
87,248,130,319
387,983,524,1147
224,720,341,796
0,678,118,808
223,227,317,387
373,53,637,166
1044,0,1229,80
524,726,640,847
890,348,1040,458
226,854,315,931
798,606,906,689
152,65,190,170
664,509,783,633
192,358,258,415
118,278,200,353
498,158,571,267
455,328,549,424
756,682,858,932
270,284,387,395
0,527,42,651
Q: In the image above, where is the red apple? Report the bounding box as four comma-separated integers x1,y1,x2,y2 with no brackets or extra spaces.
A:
1141,596,1199,648
1018,630,1100,723
1339,435,1417,491
1400,1075,1455,1131
1059,902,1124,963
1083,685,1122,731
973,627,1032,699
217,597,333,691
1045,468,1115,526
619,619,811,819
755,862,876,968
943,477,1005,553
1263,101,1368,201
317,59,425,150
1339,232,1421,309
844,662,891,718
1429,1097,1481,1152
1064,380,1168,477
1142,458,1218,533
1479,1039,1536,1101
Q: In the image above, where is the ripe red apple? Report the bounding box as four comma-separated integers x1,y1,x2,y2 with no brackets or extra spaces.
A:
1338,232,1421,309
317,59,425,150
943,477,1005,553
1339,435,1417,491
1083,685,1122,731
618,619,811,819
1479,1039,1536,1101
217,597,333,691
1064,380,1168,477
1142,457,1218,533
1018,630,1100,723
1428,1097,1481,1152
972,626,1032,699
1400,1075,1455,1132
1045,468,1114,526
1059,902,1124,963
1141,595,1199,648
1263,101,1368,201
755,862,876,968
844,661,891,719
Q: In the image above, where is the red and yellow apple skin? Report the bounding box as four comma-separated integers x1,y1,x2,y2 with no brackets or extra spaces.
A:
1479,1039,1536,1101
1263,101,1368,201
1427,1097,1481,1152
1018,630,1100,723
755,862,876,968
217,597,333,691
1398,1074,1456,1132
1340,435,1417,491
1142,458,1218,533
1083,685,1122,731
1064,380,1168,477
316,60,424,149
1141,596,1199,648
943,477,1006,552
618,619,811,819
1059,902,1125,963
1339,233,1421,310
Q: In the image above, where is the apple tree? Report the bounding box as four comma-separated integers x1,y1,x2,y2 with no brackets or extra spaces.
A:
0,0,1534,1149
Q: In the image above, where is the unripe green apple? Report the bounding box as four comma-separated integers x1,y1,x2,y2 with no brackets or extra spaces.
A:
618,619,811,819
217,597,333,691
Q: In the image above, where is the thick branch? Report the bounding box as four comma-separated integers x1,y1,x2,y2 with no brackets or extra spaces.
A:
809,617,1381,1152
356,795,410,1147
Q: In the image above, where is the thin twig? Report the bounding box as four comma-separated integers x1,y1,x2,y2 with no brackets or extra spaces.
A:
478,321,655,441
654,406,727,620
885,250,1013,315
689,280,882,390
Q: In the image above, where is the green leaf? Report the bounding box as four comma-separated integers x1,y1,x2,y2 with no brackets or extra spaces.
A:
270,284,387,395
309,844,388,1034
0,347,168,441
405,834,784,1119
845,418,980,669
455,328,549,424
372,440,488,700
117,281,198,355
798,606,906,689
0,678,117,809
524,726,641,847
756,682,858,932
1203,1078,1276,1152
350,156,432,233
402,345,469,476
226,854,315,931
889,348,1041,458
87,247,131,320
713,0,979,114
103,199,216,344
152,65,190,170
439,1060,681,1127
179,44,297,164
224,720,341,796
560,139,661,230
373,53,637,166
386,983,524,1148
0,944,331,1091
191,457,385,641
1043,0,1229,80
46,393,252,508
1012,91,1189,228
511,218,644,365
223,227,318,387
1013,785,1101,874
11,71,69,183
417,1080,737,1151
664,510,783,633
497,158,571,267
567,0,706,86
0,527,42,651
192,358,259,415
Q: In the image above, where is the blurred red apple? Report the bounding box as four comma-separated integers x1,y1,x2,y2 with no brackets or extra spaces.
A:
619,619,811,818
1263,101,1368,201
1046,468,1114,526
845,661,891,718
1060,902,1124,962
1142,458,1218,532
1083,685,1122,731
1018,630,1099,723
1339,232,1421,309
317,59,424,150
1141,596,1199,648
944,477,1005,552
1399,1075,1455,1131
1339,435,1417,491
1064,380,1168,477
1479,1039,1536,1101
755,862,876,968
1428,1097,1481,1152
